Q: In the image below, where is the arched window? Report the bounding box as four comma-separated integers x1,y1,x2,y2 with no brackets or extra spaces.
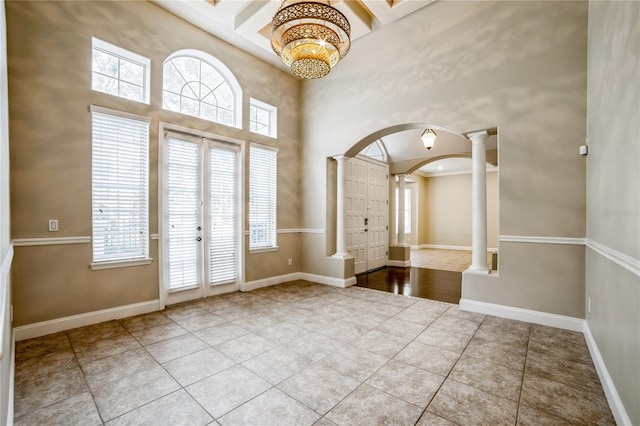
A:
163,49,242,128
359,139,388,163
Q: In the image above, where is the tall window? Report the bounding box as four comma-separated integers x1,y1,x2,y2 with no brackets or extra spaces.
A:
395,187,411,234
91,38,150,104
249,98,277,138
249,144,277,250
163,50,242,129
91,106,150,268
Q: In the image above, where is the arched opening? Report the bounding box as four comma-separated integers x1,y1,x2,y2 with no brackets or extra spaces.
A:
331,124,498,302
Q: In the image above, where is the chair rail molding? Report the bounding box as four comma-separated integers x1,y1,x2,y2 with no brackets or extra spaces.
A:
499,235,586,245
586,238,640,277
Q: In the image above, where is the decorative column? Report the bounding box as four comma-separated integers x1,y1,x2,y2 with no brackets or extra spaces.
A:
333,155,349,258
397,174,407,247
468,130,490,273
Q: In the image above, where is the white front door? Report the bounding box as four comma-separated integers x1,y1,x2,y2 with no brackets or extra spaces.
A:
161,131,241,306
345,157,389,274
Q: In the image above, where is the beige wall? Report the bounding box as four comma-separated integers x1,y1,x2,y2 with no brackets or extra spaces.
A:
7,0,301,326
302,0,588,317
585,1,639,424
417,171,497,248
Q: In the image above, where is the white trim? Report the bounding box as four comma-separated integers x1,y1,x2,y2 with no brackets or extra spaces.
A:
12,236,91,247
583,322,632,426
244,273,301,292
499,235,586,245
388,260,411,267
91,38,151,105
0,245,14,362
90,258,153,270
150,234,159,240
245,272,356,291
249,97,278,139
277,229,325,234
0,245,11,285
299,273,356,288
418,165,499,178
14,299,161,341
411,244,498,252
89,104,150,123
459,299,584,332
163,49,243,129
586,238,640,277
248,246,279,254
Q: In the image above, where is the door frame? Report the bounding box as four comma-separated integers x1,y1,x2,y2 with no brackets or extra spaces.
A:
158,122,246,309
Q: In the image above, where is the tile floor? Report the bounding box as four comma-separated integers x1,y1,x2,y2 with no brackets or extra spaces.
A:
14,281,614,425
410,249,493,272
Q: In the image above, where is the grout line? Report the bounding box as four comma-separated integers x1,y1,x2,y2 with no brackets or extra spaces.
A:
514,324,533,424
66,331,107,425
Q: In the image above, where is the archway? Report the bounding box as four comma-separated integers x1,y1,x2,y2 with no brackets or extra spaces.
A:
332,124,497,301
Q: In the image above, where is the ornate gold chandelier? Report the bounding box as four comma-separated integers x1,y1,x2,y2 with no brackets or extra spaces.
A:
271,0,351,79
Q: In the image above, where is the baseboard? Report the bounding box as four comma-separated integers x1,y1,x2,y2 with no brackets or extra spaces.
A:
459,299,584,332
583,322,632,426
244,273,301,291
299,273,356,288
388,260,411,267
413,244,498,252
14,299,161,341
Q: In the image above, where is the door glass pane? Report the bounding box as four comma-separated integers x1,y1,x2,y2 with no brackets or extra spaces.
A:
166,138,201,290
209,145,238,285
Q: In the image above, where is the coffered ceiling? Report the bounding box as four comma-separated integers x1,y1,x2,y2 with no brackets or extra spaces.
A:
151,0,437,72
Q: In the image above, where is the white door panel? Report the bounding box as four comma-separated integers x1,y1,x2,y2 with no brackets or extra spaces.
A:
345,157,389,274
162,132,240,305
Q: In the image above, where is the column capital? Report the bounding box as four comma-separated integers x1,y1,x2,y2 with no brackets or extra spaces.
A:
333,155,347,162
466,130,489,142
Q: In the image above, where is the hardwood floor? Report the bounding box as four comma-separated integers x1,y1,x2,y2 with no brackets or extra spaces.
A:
355,267,462,304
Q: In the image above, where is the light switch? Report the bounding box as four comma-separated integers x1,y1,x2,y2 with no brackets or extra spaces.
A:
48,219,59,232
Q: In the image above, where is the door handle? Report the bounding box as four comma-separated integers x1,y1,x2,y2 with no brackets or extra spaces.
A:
196,237,202,241
197,226,201,231
364,218,368,226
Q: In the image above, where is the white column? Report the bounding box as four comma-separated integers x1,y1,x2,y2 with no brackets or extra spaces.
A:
397,174,407,247
333,155,349,258
468,130,490,273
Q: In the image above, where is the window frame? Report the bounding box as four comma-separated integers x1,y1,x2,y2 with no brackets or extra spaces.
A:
162,49,243,129
91,37,151,104
90,105,151,270
249,143,278,252
249,98,278,138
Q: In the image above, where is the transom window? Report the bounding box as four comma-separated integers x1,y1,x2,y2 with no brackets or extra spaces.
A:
250,98,277,138
91,38,150,104
359,140,388,163
163,50,242,129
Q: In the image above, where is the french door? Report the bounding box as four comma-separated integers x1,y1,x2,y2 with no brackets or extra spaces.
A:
345,157,389,274
161,131,241,306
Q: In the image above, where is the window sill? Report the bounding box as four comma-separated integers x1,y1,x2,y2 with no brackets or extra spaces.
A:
90,258,153,270
249,246,279,254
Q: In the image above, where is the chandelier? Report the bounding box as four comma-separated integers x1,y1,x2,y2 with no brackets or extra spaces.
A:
421,129,437,150
271,0,351,79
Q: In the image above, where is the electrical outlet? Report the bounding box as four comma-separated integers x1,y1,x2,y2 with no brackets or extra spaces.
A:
588,297,591,313
288,258,292,266
48,219,59,232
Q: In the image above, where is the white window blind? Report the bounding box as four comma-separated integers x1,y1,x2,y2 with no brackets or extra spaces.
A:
165,137,201,291
92,108,149,263
208,143,239,284
249,144,277,249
